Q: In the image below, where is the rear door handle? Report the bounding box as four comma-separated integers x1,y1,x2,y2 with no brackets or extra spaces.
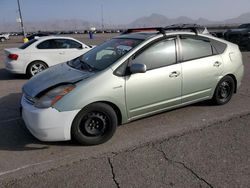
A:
213,61,222,67
169,71,180,78
59,52,65,55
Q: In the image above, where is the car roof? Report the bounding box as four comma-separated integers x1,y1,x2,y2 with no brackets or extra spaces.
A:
116,25,211,41
115,32,158,40
35,36,80,41
116,30,211,40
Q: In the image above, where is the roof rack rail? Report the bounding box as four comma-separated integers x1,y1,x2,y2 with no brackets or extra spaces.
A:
121,24,204,36
122,27,165,35
164,24,203,34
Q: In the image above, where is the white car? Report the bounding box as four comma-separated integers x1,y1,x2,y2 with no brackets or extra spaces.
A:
21,26,244,145
4,36,92,76
0,33,10,42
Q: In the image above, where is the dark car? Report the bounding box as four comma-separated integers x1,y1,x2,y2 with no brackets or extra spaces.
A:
27,32,50,40
224,23,250,51
165,24,210,34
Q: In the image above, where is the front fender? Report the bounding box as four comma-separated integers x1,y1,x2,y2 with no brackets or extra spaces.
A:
53,69,129,124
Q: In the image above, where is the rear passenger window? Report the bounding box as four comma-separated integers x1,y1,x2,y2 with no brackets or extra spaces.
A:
132,39,176,70
180,36,213,61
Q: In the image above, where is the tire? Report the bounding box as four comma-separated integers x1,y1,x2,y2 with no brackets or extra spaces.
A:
27,61,48,77
71,103,118,145
247,43,250,52
212,76,235,105
0,38,5,42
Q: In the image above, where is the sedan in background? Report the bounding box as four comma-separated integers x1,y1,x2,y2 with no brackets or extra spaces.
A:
4,36,92,76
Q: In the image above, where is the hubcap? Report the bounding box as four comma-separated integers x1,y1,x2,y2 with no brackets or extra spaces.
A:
30,63,46,75
80,112,108,136
219,81,231,99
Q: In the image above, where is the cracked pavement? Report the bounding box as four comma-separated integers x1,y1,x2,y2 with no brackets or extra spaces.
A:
0,36,250,187
157,148,213,188
1,114,249,187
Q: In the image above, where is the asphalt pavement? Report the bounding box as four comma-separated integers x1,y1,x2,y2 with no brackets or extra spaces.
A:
2,114,249,188
0,35,249,187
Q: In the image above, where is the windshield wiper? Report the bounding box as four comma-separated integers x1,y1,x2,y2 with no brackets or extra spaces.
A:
80,60,97,72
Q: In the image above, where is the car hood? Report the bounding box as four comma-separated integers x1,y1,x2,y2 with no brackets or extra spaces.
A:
23,63,94,97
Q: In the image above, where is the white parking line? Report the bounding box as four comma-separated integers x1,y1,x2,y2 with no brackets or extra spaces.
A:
0,154,75,177
0,159,54,176
0,117,21,124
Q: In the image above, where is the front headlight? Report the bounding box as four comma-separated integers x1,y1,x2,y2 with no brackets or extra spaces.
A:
34,84,75,108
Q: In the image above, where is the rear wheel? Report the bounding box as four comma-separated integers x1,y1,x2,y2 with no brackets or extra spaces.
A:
27,61,47,77
212,76,235,105
71,103,117,145
0,38,5,42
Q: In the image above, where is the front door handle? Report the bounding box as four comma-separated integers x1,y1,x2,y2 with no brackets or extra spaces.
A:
59,52,65,55
213,61,222,67
169,71,180,78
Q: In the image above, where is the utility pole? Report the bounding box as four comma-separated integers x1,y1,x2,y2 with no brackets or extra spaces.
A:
17,0,26,38
101,4,104,31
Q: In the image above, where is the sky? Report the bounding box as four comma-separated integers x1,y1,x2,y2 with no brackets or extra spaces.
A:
1,0,250,25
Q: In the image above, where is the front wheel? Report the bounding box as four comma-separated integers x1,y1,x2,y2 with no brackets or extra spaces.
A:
247,43,250,52
212,76,235,105
27,61,48,77
71,103,117,145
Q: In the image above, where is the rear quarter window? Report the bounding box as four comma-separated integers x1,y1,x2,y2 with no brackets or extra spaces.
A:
210,39,227,54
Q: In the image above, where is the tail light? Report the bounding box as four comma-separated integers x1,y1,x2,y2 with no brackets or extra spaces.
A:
8,54,18,60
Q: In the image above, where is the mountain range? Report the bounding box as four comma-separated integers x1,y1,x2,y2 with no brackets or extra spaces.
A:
1,12,250,32
128,12,250,27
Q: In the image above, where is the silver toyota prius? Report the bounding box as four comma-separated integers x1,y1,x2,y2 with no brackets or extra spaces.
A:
21,27,244,145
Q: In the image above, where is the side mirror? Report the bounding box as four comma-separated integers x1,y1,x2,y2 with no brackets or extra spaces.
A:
130,63,147,74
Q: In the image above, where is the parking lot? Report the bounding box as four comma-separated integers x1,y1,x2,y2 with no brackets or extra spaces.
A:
0,34,250,187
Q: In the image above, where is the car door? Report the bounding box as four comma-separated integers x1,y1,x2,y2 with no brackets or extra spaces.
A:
179,35,224,104
36,39,70,66
125,38,182,119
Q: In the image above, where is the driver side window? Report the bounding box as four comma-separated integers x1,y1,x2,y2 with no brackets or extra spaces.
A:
131,39,176,70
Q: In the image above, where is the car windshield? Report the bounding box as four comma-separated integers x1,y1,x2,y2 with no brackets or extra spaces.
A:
69,38,143,71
